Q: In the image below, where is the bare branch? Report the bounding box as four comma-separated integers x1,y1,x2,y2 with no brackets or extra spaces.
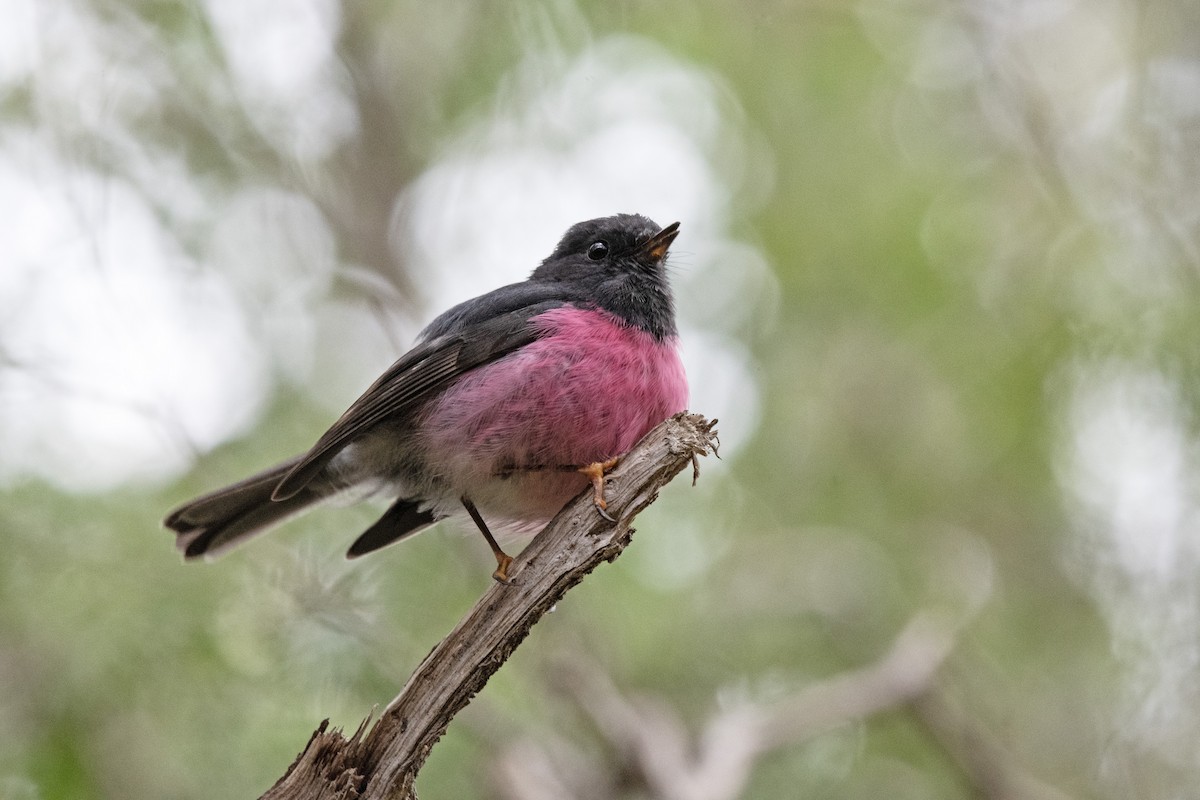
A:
912,692,1079,800
502,606,1075,800
537,610,966,800
757,611,960,749
260,412,719,800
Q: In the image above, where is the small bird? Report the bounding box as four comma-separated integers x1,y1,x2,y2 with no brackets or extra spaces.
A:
164,213,688,582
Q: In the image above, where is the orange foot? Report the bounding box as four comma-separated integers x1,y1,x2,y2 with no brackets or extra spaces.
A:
462,496,516,585
579,457,620,522
491,553,514,585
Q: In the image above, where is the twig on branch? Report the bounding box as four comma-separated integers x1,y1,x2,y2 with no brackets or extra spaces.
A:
260,412,719,800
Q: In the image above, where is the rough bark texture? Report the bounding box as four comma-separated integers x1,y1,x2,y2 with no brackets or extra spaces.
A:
260,412,719,800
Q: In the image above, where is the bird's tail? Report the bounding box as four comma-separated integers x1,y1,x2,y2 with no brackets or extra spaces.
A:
164,456,332,559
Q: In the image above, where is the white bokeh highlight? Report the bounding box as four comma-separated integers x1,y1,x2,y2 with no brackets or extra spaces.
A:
202,0,357,160
0,135,268,491
1059,362,1200,768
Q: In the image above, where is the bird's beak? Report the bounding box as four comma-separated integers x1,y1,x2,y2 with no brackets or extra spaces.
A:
640,221,681,263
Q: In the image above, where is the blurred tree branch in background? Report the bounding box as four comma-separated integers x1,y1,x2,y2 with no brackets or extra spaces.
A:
911,694,1076,800
489,595,1074,800
493,611,963,800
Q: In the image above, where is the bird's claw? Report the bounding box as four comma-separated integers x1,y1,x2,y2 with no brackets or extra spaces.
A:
580,458,620,523
492,554,515,585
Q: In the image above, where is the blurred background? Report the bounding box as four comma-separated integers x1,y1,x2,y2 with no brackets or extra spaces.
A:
3,0,1200,797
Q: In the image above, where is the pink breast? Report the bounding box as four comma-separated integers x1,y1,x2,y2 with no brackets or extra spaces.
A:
419,306,688,520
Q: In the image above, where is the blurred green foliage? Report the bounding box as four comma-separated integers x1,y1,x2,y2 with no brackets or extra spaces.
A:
3,0,1200,798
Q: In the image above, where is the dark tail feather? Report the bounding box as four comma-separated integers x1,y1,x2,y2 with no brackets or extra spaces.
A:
346,497,436,558
164,456,330,559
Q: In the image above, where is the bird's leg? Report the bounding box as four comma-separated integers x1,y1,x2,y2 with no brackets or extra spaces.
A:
462,497,514,584
579,457,621,522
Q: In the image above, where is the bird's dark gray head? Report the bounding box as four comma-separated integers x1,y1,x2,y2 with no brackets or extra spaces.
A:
531,213,681,340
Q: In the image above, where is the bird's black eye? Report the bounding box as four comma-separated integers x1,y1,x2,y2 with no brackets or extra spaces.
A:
587,241,609,261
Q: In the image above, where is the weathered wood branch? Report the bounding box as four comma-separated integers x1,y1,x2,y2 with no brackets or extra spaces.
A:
260,412,719,800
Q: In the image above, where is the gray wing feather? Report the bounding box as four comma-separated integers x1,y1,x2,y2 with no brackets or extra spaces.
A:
271,302,562,500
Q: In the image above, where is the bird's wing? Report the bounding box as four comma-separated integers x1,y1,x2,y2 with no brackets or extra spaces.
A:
271,300,565,500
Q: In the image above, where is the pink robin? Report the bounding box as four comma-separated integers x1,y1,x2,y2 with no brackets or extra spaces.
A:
164,214,688,583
